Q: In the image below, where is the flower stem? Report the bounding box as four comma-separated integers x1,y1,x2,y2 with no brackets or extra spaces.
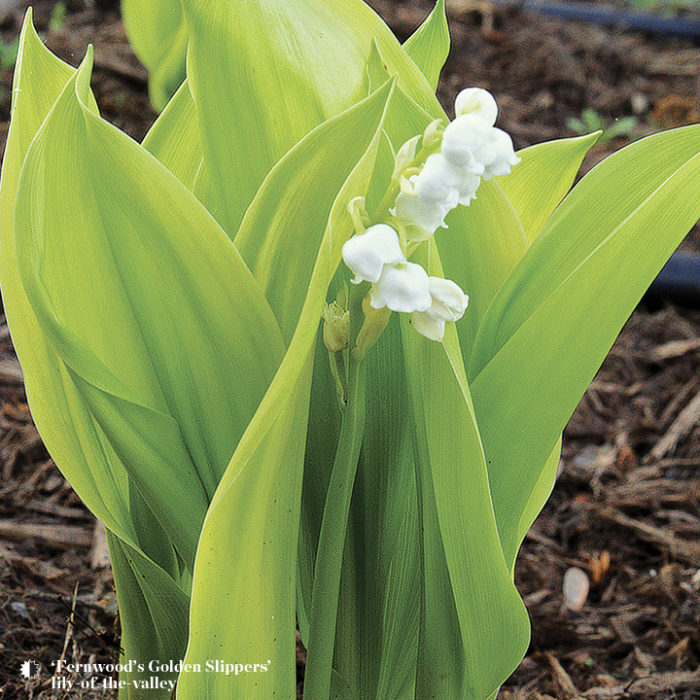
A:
303,356,366,700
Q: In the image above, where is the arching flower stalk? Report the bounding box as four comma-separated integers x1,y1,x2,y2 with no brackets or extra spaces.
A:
341,88,515,343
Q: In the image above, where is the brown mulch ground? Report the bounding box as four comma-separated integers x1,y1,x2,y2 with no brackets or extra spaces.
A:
0,1,698,698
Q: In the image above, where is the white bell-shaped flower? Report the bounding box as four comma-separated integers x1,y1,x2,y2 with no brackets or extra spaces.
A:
455,87,498,127
441,114,491,171
369,262,432,313
412,153,461,203
454,170,482,206
393,189,456,238
481,128,521,180
411,277,469,341
412,153,482,209
411,311,446,342
342,224,406,284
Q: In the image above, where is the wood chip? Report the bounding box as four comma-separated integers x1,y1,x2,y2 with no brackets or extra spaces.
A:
90,520,110,569
0,520,91,550
582,669,700,698
0,359,23,385
648,389,700,461
647,337,700,363
544,652,580,699
598,507,700,567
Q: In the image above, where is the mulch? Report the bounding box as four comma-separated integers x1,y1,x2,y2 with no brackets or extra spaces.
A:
0,1,697,698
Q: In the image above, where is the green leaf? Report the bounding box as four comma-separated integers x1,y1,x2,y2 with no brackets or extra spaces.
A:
180,0,441,236
401,246,530,698
441,188,528,354
14,47,284,561
495,132,600,243
179,82,394,700
0,17,194,698
470,126,700,566
142,80,202,191
107,530,190,698
326,318,423,699
236,83,396,342
121,0,187,110
0,10,142,560
403,0,450,91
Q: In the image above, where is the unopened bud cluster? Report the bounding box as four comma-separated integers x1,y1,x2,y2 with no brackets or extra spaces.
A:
341,88,519,342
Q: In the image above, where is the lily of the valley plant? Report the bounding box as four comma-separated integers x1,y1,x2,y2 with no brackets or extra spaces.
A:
1,1,698,698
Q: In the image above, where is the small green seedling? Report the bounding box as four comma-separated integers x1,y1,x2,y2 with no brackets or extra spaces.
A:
567,107,639,143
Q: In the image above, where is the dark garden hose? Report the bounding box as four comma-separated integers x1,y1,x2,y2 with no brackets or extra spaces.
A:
494,0,700,39
646,251,700,308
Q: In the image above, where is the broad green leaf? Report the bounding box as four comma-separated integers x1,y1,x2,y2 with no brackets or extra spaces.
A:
0,18,192,698
121,0,187,110
235,84,396,341
14,48,284,562
441,190,528,353
232,86,404,676
181,0,441,236
142,80,202,191
495,132,600,242
402,316,529,699
403,0,450,91
396,243,529,698
179,82,393,700
470,126,700,565
517,439,562,558
107,530,190,699
0,12,166,565
310,317,422,699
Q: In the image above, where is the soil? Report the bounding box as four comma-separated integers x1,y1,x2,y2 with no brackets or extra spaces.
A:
0,1,698,699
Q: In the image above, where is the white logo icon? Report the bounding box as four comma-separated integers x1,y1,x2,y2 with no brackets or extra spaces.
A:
20,660,40,679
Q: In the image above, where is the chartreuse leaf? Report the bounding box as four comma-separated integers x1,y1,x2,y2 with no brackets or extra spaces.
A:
0,16,194,698
11,39,287,698
470,125,700,566
441,191,528,352
180,0,441,236
403,0,450,91
178,82,393,700
303,315,422,699
0,14,133,546
495,132,600,243
142,80,202,190
16,48,283,563
121,0,187,110
401,245,529,699
235,85,394,341
107,532,190,697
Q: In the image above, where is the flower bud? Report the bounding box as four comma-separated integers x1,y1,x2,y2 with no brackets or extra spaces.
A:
322,301,350,352
369,262,431,313
392,135,421,180
342,224,405,284
455,87,498,127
